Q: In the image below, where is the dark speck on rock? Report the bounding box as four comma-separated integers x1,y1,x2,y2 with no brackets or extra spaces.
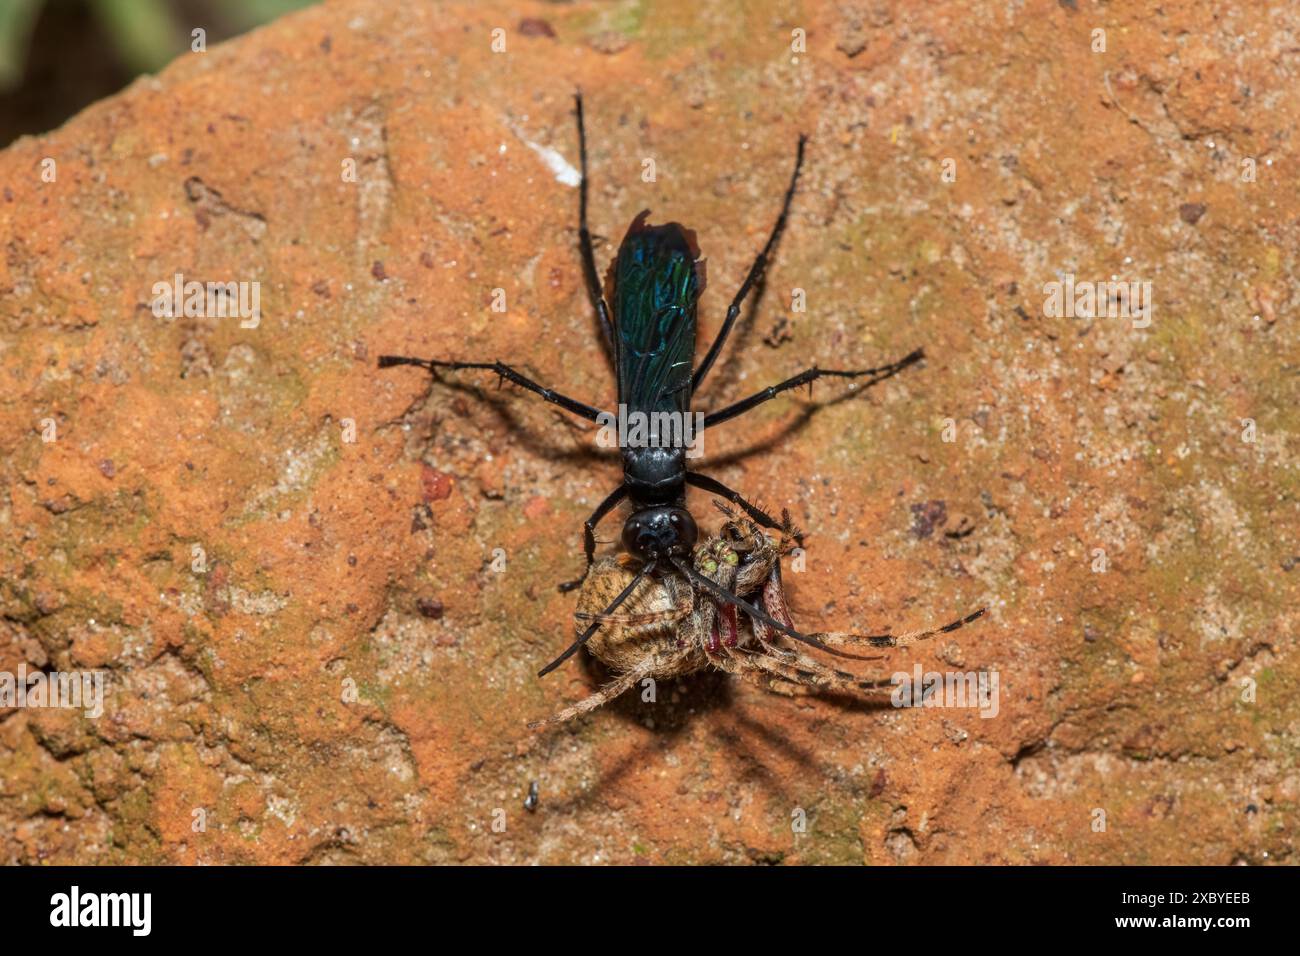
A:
870,768,888,797
763,316,793,347
588,31,630,55
519,18,555,38
416,597,444,620
420,465,454,503
911,500,948,539
1179,202,1207,225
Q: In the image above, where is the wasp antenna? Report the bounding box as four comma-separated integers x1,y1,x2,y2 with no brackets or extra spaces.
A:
538,560,656,677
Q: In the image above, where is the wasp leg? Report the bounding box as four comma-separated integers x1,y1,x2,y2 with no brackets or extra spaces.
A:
376,356,608,424
573,92,616,364
558,485,628,593
693,135,807,391
702,350,923,429
684,472,792,542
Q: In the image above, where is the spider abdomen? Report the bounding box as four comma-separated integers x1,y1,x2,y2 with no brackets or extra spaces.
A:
577,557,706,678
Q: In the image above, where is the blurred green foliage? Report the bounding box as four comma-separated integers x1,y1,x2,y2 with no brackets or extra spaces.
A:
0,0,316,89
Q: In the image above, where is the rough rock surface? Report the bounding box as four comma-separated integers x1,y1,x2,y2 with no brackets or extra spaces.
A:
1,0,1296,864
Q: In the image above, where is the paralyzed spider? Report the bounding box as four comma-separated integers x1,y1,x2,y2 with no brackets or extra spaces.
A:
529,507,985,729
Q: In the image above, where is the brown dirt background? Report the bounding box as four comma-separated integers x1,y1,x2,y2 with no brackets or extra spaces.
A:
1,0,1297,864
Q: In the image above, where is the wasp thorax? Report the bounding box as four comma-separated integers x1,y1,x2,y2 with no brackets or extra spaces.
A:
621,506,698,560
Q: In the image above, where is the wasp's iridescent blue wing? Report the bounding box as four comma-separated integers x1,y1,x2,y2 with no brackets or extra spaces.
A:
610,211,704,417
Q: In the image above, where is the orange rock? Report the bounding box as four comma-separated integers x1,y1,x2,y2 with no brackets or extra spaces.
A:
0,0,1292,867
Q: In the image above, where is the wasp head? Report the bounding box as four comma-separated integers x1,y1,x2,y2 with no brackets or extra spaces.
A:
622,506,698,562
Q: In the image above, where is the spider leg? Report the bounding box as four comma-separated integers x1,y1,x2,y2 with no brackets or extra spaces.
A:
734,644,897,696
678,587,728,668
715,604,837,689
752,560,801,663
721,657,810,697
716,635,859,696
573,607,690,627
813,607,988,650
760,676,807,697
761,556,985,653
749,560,856,674
573,584,694,627
527,667,643,730
749,565,897,689
528,652,680,730
668,556,883,662
721,614,886,697
751,617,896,690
